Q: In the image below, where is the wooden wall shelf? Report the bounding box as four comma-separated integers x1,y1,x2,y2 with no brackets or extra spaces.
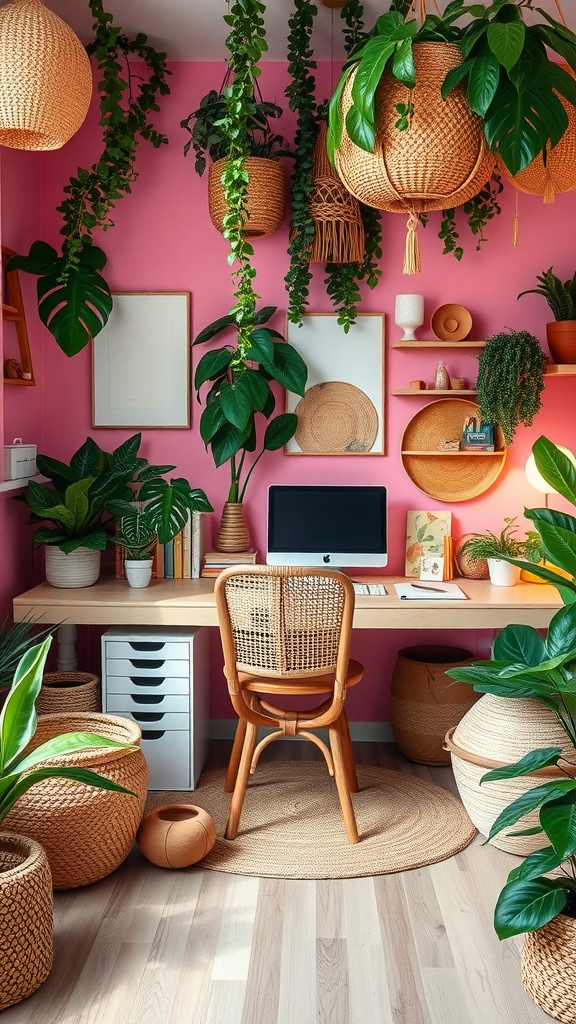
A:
2,246,34,386
392,340,485,349
545,364,576,375
391,388,478,396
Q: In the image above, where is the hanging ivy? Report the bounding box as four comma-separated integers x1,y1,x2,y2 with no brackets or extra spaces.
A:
435,173,504,260
8,0,171,357
285,0,318,326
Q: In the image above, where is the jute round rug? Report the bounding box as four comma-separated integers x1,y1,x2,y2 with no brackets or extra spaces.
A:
145,762,476,879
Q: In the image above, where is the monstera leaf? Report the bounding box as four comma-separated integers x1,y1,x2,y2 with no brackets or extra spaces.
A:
7,240,113,357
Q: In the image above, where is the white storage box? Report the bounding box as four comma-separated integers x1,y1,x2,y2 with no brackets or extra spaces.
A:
4,438,36,480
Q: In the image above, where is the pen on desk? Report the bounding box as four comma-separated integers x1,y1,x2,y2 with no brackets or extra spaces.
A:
410,583,447,592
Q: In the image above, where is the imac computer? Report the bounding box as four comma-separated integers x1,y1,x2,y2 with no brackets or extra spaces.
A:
266,485,387,568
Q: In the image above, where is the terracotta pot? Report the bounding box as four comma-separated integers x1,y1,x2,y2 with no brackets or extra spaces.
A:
0,832,53,1011
137,804,216,868
546,320,576,365
390,645,478,765
216,502,251,554
522,913,576,1022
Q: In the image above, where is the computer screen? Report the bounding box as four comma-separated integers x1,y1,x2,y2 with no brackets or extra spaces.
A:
266,485,388,568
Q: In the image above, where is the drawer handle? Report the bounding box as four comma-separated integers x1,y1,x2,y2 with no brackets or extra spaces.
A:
131,695,165,705
129,659,164,669
132,712,164,723
141,730,166,740
129,642,164,652
129,677,165,687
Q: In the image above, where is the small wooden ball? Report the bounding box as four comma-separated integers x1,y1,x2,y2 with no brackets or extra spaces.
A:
137,804,216,869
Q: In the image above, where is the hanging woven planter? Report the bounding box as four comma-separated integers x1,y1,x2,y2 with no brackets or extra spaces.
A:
335,42,496,272
499,66,576,204
208,156,286,238
309,122,365,264
0,0,93,151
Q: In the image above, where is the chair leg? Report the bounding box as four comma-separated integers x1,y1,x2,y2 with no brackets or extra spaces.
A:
340,710,359,793
225,718,247,793
328,722,359,844
225,721,258,841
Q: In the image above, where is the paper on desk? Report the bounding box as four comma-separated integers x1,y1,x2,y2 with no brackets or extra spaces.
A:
394,582,467,600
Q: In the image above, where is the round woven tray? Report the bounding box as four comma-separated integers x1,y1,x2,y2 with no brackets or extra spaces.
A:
294,381,379,453
37,671,101,715
431,303,472,342
400,399,506,502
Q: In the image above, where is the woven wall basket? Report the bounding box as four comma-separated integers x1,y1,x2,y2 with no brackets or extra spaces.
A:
0,0,92,151
36,671,101,715
0,832,53,1011
208,157,286,238
335,43,496,216
522,913,576,1023
5,712,148,889
500,66,576,203
446,694,576,855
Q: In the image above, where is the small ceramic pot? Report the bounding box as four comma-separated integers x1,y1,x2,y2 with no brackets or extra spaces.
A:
487,558,520,587
137,804,217,868
124,559,153,589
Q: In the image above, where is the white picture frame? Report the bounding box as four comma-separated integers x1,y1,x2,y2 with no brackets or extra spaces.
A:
92,292,191,428
285,313,385,454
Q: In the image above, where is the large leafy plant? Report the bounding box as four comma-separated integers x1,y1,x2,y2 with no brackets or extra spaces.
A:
519,267,576,322
446,606,576,939
327,1,576,177
1,637,135,824
194,306,306,503
8,0,171,357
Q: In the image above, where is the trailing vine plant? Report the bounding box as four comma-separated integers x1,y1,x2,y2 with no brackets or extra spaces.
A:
475,328,547,446
8,0,171,357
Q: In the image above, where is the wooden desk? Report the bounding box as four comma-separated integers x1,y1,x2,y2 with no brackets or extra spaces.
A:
13,574,563,631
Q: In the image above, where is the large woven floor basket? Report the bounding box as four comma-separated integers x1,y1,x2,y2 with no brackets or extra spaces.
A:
5,713,148,889
522,913,576,1023
446,694,576,854
335,42,495,214
0,832,53,1011
208,156,286,238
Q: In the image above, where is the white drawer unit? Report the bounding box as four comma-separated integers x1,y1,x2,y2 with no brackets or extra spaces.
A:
101,626,209,791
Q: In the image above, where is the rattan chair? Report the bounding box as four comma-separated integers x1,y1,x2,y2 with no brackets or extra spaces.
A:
215,565,364,843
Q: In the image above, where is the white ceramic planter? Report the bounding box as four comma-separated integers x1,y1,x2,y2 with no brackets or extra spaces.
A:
487,558,520,587
124,559,153,589
45,546,101,588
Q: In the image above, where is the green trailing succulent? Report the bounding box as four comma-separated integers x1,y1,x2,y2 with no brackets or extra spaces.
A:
475,328,547,447
8,0,171,357
519,267,576,322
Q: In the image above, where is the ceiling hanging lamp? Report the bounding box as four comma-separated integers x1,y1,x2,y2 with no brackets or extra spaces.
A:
0,0,93,151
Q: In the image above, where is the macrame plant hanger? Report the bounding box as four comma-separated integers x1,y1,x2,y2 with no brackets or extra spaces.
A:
309,0,365,264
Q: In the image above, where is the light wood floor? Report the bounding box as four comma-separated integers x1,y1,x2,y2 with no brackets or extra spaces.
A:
3,741,552,1024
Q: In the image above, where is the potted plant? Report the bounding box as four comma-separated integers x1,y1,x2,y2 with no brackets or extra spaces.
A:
518,266,576,366
194,305,307,551
0,636,137,1011
459,517,541,587
475,329,547,447
107,474,213,588
0,615,56,705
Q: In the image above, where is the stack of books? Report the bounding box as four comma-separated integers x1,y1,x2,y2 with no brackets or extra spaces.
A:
201,549,258,577
115,511,211,581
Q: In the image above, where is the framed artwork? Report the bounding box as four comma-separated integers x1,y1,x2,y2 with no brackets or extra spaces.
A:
285,313,385,454
92,292,191,428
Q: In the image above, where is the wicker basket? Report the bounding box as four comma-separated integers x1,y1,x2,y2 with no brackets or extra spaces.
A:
0,832,53,1011
335,43,495,215
208,156,286,238
37,671,101,715
4,713,148,889
446,694,576,854
522,913,576,1023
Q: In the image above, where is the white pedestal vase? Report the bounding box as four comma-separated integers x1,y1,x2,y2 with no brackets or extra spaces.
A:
394,294,424,341
44,546,101,588
124,559,153,589
487,558,520,587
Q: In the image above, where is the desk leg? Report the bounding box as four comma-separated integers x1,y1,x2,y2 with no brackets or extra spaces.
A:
57,624,77,671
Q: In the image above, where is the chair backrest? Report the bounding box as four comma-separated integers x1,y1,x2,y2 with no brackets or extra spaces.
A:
215,565,355,680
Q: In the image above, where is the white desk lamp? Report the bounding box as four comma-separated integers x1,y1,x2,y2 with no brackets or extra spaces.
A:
525,445,576,508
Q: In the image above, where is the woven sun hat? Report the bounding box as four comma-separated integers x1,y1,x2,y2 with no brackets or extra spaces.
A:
431,304,473,342
294,381,379,453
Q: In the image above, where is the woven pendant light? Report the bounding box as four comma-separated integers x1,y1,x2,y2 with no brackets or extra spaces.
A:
0,0,92,151
309,122,365,264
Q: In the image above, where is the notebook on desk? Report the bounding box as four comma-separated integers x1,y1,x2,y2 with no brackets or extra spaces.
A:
394,582,467,600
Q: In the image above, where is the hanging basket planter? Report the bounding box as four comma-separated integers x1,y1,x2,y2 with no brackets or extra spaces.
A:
208,156,286,238
334,43,496,271
309,122,365,264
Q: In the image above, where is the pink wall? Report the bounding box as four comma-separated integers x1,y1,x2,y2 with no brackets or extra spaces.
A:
2,61,575,720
